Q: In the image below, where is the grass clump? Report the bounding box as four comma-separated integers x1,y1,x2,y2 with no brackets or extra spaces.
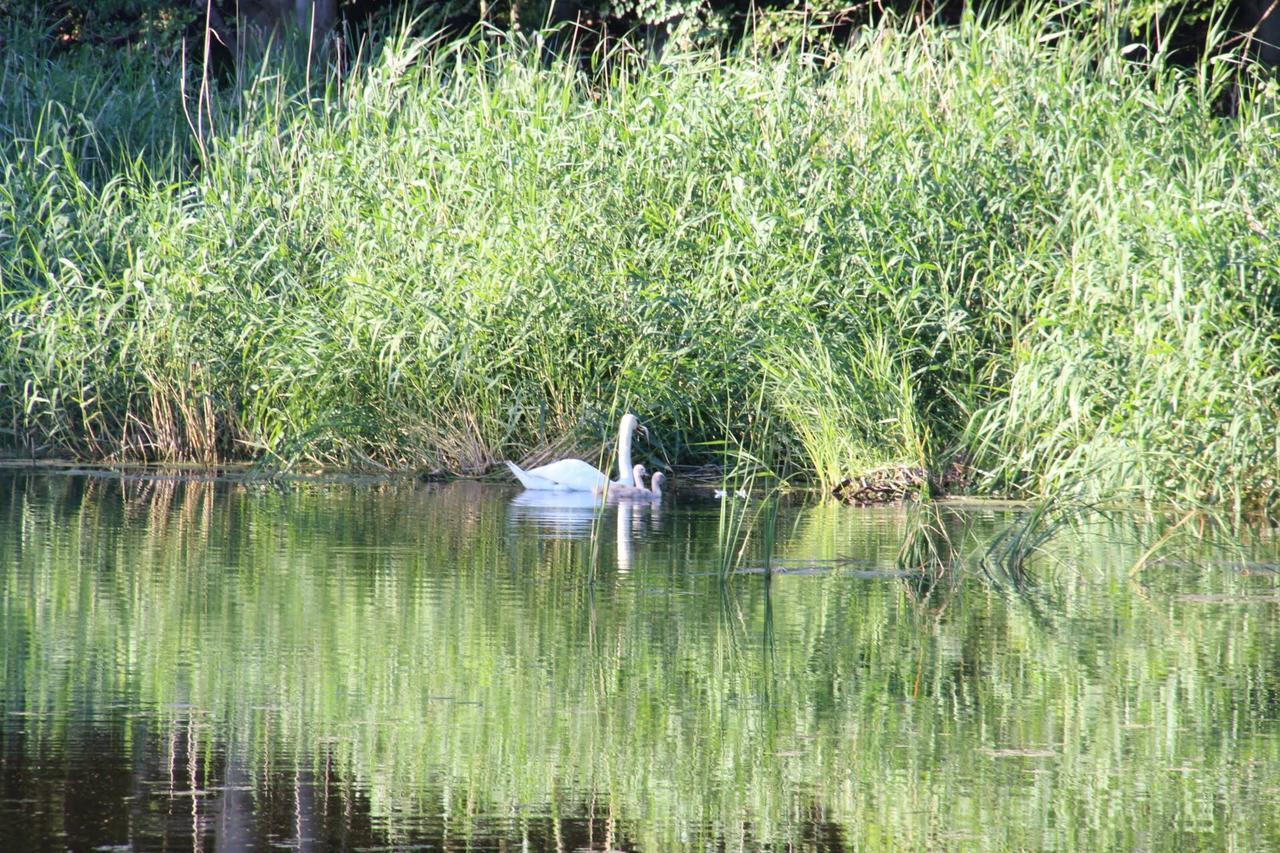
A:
1,8,1278,510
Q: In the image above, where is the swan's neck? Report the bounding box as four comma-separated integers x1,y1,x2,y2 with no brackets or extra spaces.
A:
617,421,635,486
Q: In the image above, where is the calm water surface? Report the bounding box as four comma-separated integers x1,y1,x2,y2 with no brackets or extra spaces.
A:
2,473,1279,850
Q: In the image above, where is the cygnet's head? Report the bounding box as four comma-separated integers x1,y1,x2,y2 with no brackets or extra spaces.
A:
632,463,648,484
650,471,666,496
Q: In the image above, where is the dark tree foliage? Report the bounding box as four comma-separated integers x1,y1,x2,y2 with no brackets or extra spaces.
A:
8,0,1277,66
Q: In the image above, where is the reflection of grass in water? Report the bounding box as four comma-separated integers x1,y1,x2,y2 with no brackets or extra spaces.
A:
715,488,783,581
892,497,1106,594
710,398,781,581
2,475,1280,848
896,501,962,578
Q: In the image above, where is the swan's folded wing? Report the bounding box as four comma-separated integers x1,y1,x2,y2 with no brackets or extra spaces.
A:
505,461,571,491
522,458,610,492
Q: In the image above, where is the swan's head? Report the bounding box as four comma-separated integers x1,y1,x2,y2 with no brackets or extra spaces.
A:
650,472,666,495
632,463,648,483
621,413,648,440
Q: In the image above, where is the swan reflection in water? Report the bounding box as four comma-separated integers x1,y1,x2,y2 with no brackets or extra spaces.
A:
506,489,665,572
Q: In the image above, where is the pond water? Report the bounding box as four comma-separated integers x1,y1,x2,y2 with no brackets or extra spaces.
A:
1,472,1279,850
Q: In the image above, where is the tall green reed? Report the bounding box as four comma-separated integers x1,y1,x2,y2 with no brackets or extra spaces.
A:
2,8,1277,510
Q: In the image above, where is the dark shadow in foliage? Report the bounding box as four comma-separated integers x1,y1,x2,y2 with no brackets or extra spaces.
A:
24,0,1270,68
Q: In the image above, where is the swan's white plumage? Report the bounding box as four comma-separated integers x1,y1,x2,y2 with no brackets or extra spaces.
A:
506,414,644,492
506,459,609,492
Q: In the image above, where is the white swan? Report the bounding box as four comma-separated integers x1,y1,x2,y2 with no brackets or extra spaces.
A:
505,413,647,491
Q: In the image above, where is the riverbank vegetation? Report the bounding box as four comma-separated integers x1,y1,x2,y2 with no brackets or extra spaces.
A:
2,4,1278,510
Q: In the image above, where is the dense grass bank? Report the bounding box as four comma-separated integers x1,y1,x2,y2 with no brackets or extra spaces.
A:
2,10,1278,509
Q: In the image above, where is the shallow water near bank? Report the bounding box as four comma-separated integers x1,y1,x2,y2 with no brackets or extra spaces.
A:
2,474,1279,850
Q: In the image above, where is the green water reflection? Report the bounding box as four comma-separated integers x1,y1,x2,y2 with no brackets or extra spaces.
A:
2,473,1279,850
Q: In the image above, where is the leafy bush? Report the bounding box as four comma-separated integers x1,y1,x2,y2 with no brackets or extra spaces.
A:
2,8,1277,511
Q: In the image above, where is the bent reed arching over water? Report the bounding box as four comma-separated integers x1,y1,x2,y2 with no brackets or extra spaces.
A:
2,7,1278,510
